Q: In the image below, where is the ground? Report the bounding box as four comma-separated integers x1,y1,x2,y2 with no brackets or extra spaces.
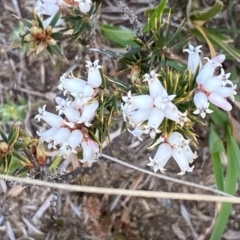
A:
0,0,240,240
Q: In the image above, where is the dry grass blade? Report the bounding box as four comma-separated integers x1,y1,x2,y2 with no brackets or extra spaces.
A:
0,174,240,204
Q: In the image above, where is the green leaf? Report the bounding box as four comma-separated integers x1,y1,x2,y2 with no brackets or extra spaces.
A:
143,0,168,32
228,134,240,180
209,104,228,127
33,10,44,29
190,1,223,24
49,10,61,28
0,127,8,142
21,18,32,28
100,25,137,47
209,125,224,191
8,125,20,148
210,127,237,240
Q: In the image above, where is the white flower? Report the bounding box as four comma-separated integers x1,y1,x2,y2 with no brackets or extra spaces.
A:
145,107,164,139
183,44,202,74
55,97,80,122
154,90,176,110
80,140,99,163
128,125,146,141
37,127,59,142
59,74,87,95
128,109,151,127
37,0,68,16
71,84,94,107
193,92,213,118
196,54,225,84
122,91,153,110
35,105,63,128
148,132,196,175
76,0,92,13
143,70,165,98
76,100,99,126
208,92,232,111
59,129,83,155
51,127,71,147
147,143,172,173
86,60,102,88
220,68,232,86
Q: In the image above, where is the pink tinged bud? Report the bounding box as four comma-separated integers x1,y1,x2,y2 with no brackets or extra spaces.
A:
193,92,213,118
144,71,165,98
202,75,222,92
208,92,232,111
52,127,71,145
66,129,83,148
80,140,99,163
214,86,237,98
86,60,102,88
37,127,58,142
129,109,150,127
183,45,202,74
196,55,225,84
78,0,92,13
147,143,172,173
154,92,176,110
77,100,99,126
171,147,194,175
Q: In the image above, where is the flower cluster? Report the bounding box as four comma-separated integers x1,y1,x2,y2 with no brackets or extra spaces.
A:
35,0,92,16
35,60,101,163
122,70,188,140
147,132,197,175
184,45,236,118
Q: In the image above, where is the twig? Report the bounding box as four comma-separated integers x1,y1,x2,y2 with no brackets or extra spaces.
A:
0,174,240,204
101,153,232,197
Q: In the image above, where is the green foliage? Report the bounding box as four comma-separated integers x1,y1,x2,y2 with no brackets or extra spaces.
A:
0,96,27,123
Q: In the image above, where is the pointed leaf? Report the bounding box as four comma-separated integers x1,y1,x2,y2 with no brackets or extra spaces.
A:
49,10,61,28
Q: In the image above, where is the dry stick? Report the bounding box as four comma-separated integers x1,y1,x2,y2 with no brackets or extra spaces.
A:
0,174,240,204
101,154,232,197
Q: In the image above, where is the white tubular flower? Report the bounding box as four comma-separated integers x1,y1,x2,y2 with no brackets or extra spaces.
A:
193,92,213,118
86,60,102,88
37,127,59,142
183,44,202,74
220,68,232,86
167,131,184,148
80,140,99,163
146,108,164,138
168,132,195,175
51,127,71,146
154,90,176,110
72,84,94,107
171,147,194,175
208,92,232,111
143,70,165,98
55,97,80,122
196,54,225,84
122,91,153,110
40,0,69,16
128,109,151,127
77,100,99,126
60,129,84,155
128,127,145,141
59,74,86,94
76,0,92,13
147,143,172,173
202,75,222,92
214,86,237,98
35,105,63,127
